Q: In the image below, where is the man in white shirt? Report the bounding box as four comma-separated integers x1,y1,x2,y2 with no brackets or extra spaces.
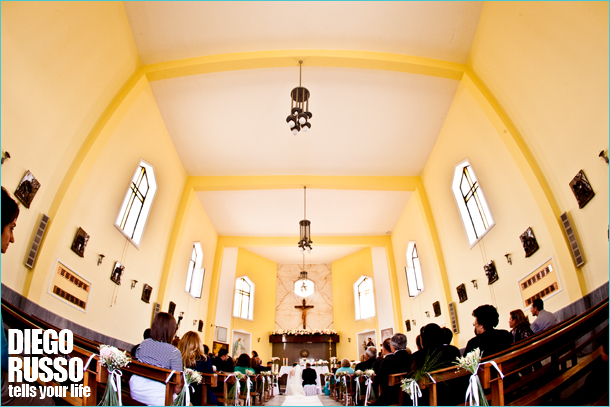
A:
530,298,557,333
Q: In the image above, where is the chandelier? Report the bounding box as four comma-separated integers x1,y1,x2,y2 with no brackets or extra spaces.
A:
299,254,308,293
286,60,312,135
294,253,314,297
298,186,313,253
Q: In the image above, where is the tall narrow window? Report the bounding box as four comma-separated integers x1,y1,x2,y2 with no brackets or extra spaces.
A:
451,159,495,247
185,242,204,298
114,160,157,248
406,241,424,297
233,276,254,320
354,276,375,320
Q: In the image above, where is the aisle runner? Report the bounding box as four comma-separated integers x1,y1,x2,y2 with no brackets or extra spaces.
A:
281,395,323,406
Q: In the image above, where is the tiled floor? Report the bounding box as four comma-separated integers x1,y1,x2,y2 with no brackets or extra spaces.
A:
264,394,344,406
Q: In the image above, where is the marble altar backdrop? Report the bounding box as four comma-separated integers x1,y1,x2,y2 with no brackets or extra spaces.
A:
275,264,333,330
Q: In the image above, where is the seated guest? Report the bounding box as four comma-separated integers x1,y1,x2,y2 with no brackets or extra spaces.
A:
373,333,415,406
177,331,217,405
130,312,183,406
131,328,151,358
355,346,377,371
372,338,391,373
509,309,534,342
302,363,317,386
464,305,513,358
412,323,460,370
441,327,454,345
250,355,268,373
530,299,557,334
212,348,234,373
415,334,423,351
336,358,355,374
234,353,254,375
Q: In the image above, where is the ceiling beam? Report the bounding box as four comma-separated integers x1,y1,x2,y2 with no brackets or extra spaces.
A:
142,49,466,82
186,175,421,192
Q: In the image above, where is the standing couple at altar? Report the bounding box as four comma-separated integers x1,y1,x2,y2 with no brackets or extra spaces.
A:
285,363,318,396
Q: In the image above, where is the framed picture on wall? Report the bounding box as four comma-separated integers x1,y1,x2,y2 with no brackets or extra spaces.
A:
381,328,393,342
213,341,229,357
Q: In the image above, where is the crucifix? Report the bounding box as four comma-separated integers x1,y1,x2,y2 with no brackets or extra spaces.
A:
295,299,314,329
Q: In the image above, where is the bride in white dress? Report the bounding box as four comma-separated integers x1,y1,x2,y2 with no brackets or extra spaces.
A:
285,364,306,396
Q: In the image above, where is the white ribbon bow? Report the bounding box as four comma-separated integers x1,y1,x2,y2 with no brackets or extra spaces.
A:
109,369,123,406
343,376,349,406
355,376,361,403
224,374,241,406
245,376,251,406
464,362,504,406
364,376,373,406
408,380,422,406
83,354,96,372
182,372,195,407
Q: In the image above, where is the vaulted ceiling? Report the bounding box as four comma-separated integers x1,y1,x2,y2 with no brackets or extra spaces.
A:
123,1,484,264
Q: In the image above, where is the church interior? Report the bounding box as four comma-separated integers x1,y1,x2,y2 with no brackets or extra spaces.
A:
1,1,608,372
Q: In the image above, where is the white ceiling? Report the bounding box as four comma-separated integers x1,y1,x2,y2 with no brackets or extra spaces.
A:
123,2,484,264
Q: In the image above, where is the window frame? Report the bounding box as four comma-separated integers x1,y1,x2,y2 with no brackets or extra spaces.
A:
451,159,495,248
114,159,158,249
353,275,376,321
185,242,205,299
233,276,255,321
405,241,424,297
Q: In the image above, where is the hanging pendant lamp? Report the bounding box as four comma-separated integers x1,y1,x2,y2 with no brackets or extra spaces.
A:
286,60,312,135
298,186,313,253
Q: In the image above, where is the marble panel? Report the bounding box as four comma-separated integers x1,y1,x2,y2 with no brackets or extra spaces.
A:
275,264,334,330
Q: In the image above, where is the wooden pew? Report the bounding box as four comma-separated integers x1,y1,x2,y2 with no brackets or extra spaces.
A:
387,297,608,406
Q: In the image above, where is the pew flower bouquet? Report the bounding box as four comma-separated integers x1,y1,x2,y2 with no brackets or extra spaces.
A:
401,350,442,405
172,368,203,406
98,345,131,406
455,348,487,406
227,372,246,405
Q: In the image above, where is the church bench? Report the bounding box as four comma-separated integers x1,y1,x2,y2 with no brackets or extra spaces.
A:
507,345,604,406
386,297,608,406
213,373,263,406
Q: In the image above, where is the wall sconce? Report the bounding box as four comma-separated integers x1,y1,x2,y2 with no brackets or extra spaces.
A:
257,338,261,343
348,338,351,343
504,253,512,265
131,280,138,289
425,311,430,318
97,254,105,266
1,151,10,165
471,279,478,289
193,320,198,326
412,320,416,326
599,150,609,164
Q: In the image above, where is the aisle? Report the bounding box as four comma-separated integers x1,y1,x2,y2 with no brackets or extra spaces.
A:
281,395,323,406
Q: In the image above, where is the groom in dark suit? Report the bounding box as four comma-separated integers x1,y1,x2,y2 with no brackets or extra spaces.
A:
302,363,317,386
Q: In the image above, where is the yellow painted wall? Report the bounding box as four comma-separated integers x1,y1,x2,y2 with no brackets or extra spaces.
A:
422,82,571,347
332,248,377,360
468,2,609,291
391,191,447,349
1,1,141,292
33,83,187,344
166,195,218,342
232,248,277,363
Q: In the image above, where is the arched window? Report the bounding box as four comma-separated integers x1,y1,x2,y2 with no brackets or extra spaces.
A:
354,276,375,320
405,241,424,297
114,160,157,248
233,276,254,320
185,242,204,298
451,159,495,247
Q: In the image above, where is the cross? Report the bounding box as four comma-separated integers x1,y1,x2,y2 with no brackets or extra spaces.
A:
295,299,314,329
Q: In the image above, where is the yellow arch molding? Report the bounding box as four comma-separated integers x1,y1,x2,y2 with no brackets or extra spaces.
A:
462,68,587,301
143,49,466,82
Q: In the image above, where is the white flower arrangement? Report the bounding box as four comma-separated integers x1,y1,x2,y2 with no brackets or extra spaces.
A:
270,328,338,336
172,368,203,406
98,345,131,406
99,344,130,371
455,348,488,406
354,369,363,377
364,369,375,378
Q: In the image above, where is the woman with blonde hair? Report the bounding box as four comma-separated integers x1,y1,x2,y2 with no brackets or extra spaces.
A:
509,309,534,343
335,358,354,374
177,331,217,405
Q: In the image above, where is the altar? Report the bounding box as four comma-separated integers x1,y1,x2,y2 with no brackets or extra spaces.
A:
269,334,340,365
